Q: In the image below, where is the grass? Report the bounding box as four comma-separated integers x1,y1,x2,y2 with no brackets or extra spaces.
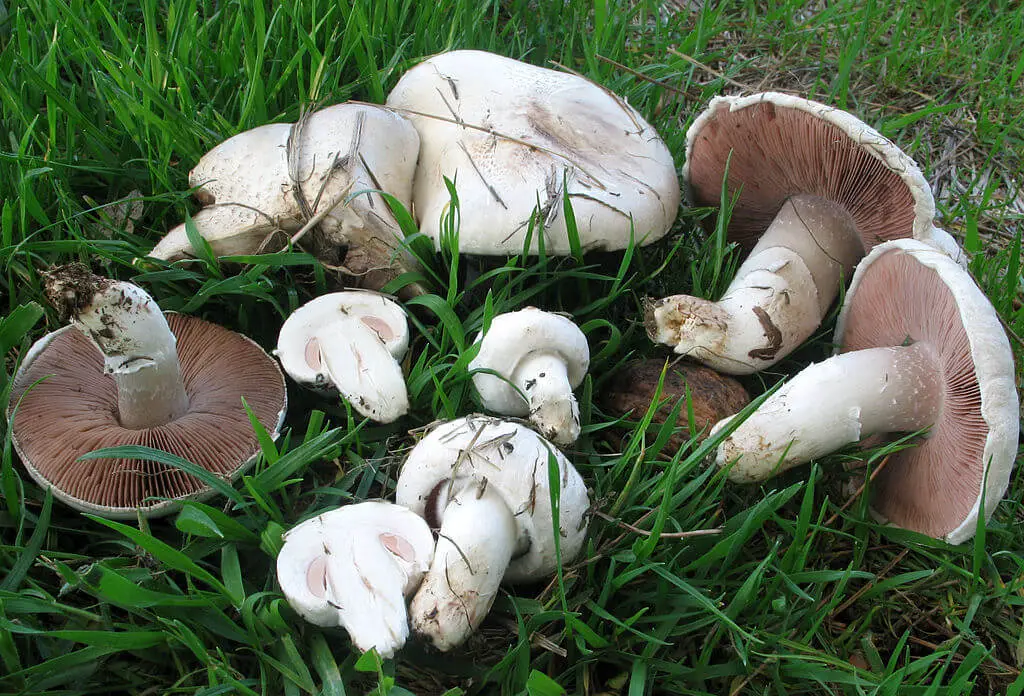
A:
2,0,1023,694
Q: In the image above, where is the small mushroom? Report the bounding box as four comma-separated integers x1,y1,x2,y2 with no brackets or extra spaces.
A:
395,415,590,651
712,239,1018,543
8,264,286,517
150,103,423,293
468,308,589,446
275,291,410,423
647,92,950,374
276,501,435,658
385,50,680,255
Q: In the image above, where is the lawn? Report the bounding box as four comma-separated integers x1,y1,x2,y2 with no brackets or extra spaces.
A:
2,1,1023,694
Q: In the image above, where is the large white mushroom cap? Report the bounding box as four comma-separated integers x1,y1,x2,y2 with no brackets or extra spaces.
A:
386,50,680,255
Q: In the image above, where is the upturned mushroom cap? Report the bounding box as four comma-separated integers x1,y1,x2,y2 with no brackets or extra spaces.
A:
275,291,410,422
469,308,590,445
276,501,435,658
834,239,1018,543
683,91,938,252
385,50,680,255
151,103,422,292
9,308,287,518
395,415,589,583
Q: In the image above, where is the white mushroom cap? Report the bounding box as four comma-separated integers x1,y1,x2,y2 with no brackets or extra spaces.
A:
469,308,589,445
395,415,589,649
275,291,410,423
276,501,435,658
151,103,422,292
385,50,680,255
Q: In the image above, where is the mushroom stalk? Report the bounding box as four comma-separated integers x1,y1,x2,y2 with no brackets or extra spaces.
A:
714,342,943,482
648,195,865,374
45,270,189,429
514,353,580,445
410,479,517,651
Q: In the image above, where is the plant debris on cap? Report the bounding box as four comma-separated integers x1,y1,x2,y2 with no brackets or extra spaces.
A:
385,49,681,256
150,103,423,294
9,264,287,518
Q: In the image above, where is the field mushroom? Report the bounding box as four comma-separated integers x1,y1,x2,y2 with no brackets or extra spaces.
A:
647,92,950,374
469,308,589,446
8,264,286,517
150,103,422,293
276,501,435,658
711,239,1018,543
275,291,410,423
385,50,680,255
395,415,590,651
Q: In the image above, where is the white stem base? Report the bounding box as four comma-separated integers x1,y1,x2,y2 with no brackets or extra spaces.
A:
514,353,580,445
714,343,943,482
649,195,864,374
410,480,517,651
71,280,189,429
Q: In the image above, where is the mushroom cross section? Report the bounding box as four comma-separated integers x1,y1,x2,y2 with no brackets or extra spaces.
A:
647,92,947,374
385,49,680,255
150,103,423,293
8,264,286,518
711,239,1018,543
468,308,590,446
395,415,590,651
275,501,435,658
275,291,410,423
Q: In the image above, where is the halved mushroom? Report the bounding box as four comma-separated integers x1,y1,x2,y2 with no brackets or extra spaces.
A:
395,415,590,651
647,92,949,374
385,50,680,256
150,103,423,293
276,501,435,658
8,264,287,517
712,239,1018,543
275,291,410,423
468,308,590,446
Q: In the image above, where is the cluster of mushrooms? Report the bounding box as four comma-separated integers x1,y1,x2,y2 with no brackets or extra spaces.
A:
8,50,1019,660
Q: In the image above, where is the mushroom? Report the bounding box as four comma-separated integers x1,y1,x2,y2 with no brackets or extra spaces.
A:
276,501,435,658
385,50,680,255
395,415,590,650
8,264,286,517
150,103,423,293
711,239,1018,543
468,308,589,446
275,291,410,423
647,92,952,374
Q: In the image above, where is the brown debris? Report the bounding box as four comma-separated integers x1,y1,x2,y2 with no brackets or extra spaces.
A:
601,359,750,450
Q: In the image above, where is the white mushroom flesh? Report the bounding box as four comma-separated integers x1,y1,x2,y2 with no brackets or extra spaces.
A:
276,501,435,658
45,270,189,429
713,343,942,482
648,195,864,375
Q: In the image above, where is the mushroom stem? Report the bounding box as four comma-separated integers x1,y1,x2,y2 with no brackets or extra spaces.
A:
410,479,517,651
513,352,580,445
648,195,865,374
714,342,943,482
44,267,189,429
